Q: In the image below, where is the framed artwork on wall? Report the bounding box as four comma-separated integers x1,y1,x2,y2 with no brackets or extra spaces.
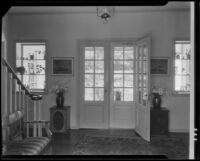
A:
52,57,73,75
150,57,169,76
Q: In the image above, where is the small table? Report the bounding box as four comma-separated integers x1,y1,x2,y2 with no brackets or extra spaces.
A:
150,107,169,136
50,106,70,133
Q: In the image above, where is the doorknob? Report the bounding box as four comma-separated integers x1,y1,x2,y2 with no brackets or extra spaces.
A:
104,89,108,93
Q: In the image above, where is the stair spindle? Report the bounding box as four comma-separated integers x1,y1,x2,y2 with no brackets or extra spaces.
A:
33,100,37,137
22,90,25,114
13,79,17,111
3,66,8,115
26,95,29,137
9,73,13,114
38,100,42,137
18,84,21,110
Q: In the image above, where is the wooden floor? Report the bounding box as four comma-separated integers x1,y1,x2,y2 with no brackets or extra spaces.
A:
41,129,189,159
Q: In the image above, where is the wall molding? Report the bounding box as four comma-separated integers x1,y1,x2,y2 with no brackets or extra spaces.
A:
7,8,190,16
169,128,189,133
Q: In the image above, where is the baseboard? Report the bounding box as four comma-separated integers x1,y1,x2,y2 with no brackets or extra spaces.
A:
70,125,79,129
169,129,189,133
61,126,189,133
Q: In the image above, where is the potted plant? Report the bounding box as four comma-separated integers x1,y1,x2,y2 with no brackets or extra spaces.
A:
50,80,71,107
16,66,25,75
151,86,170,109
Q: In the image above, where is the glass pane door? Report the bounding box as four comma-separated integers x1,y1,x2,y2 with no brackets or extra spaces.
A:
136,45,149,106
84,47,105,101
113,46,135,102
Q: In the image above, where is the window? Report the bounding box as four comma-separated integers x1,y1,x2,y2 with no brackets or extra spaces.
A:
84,46,104,101
174,40,191,93
16,42,46,92
113,46,135,101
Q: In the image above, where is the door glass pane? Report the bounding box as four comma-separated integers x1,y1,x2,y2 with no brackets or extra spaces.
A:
84,46,105,102
95,74,104,87
143,74,147,87
85,74,94,87
85,88,94,101
143,88,148,106
85,61,94,73
143,45,148,60
95,47,104,60
124,88,133,101
114,61,123,73
95,88,104,101
124,47,134,59
114,88,123,101
139,61,142,73
143,61,147,74
139,75,142,87
95,61,104,73
124,61,133,73
136,48,138,59
138,88,142,104
114,74,123,87
135,60,138,73
85,47,94,59
114,47,123,59
139,47,143,60
124,74,133,87
135,75,138,87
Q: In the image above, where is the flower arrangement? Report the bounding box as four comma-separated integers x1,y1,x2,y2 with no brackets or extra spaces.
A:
50,80,70,96
151,85,170,96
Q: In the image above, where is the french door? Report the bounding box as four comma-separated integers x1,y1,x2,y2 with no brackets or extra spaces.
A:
110,42,136,129
134,37,151,141
79,41,109,128
79,37,151,141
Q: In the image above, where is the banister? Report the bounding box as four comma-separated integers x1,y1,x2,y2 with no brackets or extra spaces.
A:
1,56,42,100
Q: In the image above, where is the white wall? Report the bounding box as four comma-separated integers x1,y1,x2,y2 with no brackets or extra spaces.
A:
2,15,9,59
7,9,190,131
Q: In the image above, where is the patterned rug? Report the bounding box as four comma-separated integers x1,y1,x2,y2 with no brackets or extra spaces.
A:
72,134,188,159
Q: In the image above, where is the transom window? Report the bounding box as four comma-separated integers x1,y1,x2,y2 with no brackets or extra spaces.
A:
84,47,104,101
113,46,135,101
174,40,191,93
16,42,46,92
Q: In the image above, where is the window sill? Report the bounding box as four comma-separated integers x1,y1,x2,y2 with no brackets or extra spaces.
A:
172,91,190,96
29,89,47,95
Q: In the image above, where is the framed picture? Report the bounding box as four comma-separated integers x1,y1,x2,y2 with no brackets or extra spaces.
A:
151,57,169,76
52,57,73,75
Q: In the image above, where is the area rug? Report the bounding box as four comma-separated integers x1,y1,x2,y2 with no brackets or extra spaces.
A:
72,134,188,159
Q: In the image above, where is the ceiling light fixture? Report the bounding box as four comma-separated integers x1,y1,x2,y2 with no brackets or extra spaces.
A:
97,6,115,24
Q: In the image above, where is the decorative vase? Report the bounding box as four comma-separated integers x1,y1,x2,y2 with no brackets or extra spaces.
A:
56,92,64,107
152,93,161,109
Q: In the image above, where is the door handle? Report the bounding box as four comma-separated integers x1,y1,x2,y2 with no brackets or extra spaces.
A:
104,89,108,93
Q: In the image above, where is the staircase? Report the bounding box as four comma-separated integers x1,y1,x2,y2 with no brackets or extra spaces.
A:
1,56,46,141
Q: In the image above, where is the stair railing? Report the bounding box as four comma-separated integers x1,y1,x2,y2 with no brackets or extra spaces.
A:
1,56,46,140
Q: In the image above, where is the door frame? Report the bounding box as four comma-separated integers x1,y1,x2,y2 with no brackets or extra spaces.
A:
77,38,143,129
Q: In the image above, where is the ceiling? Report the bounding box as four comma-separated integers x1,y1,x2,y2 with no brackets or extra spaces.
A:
8,2,190,14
